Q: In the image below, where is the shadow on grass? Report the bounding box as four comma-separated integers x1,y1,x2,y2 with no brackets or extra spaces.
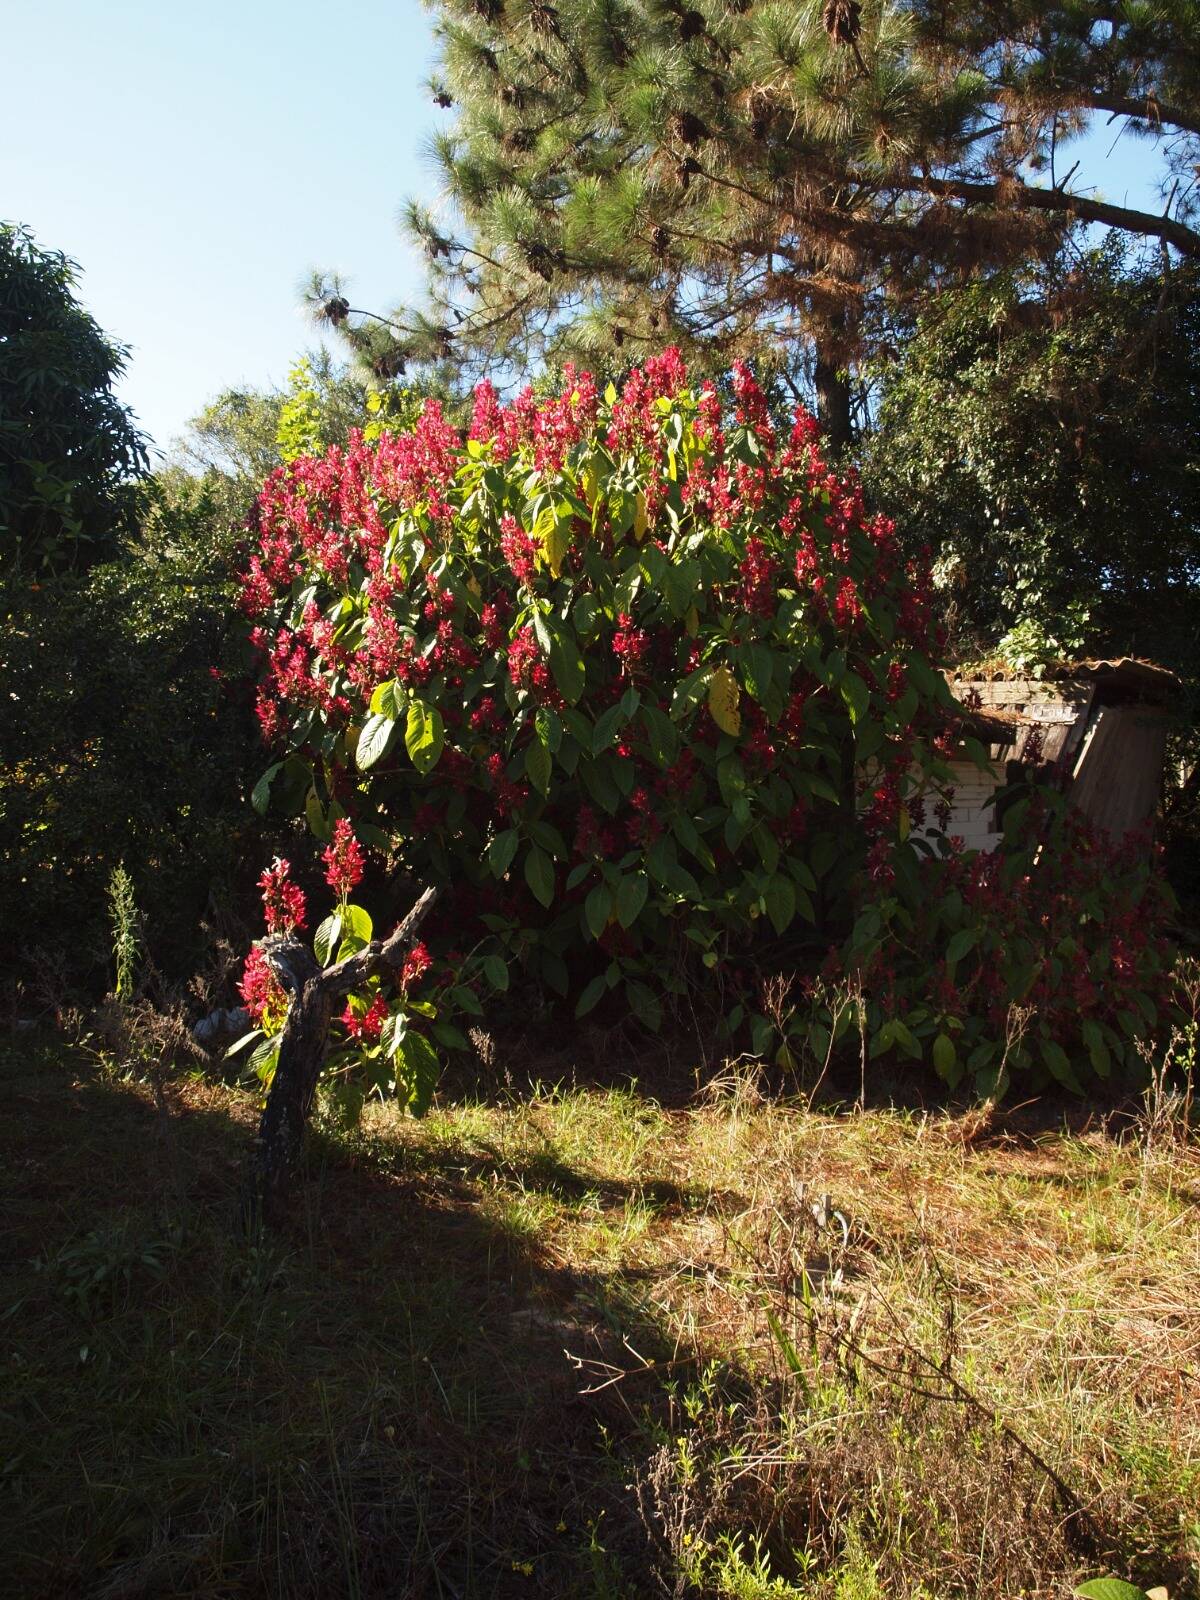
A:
0,1039,683,1599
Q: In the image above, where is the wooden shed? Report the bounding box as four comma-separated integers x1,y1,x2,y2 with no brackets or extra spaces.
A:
939,659,1178,853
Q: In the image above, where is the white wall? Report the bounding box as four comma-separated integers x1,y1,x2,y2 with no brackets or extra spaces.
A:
937,758,1007,853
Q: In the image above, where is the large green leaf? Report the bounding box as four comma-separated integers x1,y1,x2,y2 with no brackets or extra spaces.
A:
313,912,343,967
616,872,649,930
395,1030,440,1117
405,699,445,775
585,882,612,940
487,827,520,878
524,844,555,908
525,738,552,795
764,875,795,935
1075,1581,1156,1600
357,712,397,771
251,762,282,817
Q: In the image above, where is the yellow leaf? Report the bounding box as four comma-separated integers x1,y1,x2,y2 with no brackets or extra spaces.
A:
633,491,649,542
582,458,599,507
685,604,699,637
466,574,481,597
542,518,571,578
707,665,741,736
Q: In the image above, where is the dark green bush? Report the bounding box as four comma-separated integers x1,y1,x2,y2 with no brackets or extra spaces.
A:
0,481,262,999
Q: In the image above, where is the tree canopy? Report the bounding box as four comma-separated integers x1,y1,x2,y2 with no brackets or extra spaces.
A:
313,0,1200,449
862,246,1200,672
0,223,147,576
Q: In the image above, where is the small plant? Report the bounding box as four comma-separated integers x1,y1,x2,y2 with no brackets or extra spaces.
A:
107,864,141,1001
41,1217,182,1320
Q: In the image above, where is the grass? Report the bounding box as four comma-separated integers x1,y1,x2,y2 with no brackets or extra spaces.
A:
1,1037,1197,1599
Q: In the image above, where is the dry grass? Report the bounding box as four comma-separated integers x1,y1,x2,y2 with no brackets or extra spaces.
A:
1,1039,1197,1598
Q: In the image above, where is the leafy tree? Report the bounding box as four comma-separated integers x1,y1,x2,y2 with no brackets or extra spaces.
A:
860,247,1200,672
314,0,1198,451
0,223,147,576
169,352,424,529
0,479,263,997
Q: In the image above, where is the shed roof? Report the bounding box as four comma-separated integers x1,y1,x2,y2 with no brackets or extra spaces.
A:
946,657,1179,696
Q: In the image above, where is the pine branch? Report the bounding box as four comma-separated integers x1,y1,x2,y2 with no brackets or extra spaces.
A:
912,174,1200,257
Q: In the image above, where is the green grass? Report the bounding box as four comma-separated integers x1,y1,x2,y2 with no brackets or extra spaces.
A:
1,1040,1197,1599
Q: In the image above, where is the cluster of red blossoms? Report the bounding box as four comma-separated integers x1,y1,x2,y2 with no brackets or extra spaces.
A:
259,858,306,934
323,819,365,901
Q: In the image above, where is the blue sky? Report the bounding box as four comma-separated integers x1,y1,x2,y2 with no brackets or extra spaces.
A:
2,0,441,455
2,1,1169,456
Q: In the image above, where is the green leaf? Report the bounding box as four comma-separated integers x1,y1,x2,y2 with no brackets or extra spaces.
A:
313,912,343,967
641,704,679,767
483,953,509,992
932,1033,962,1087
395,1030,439,1117
1075,1581,1156,1600
535,705,562,752
592,701,627,755
487,827,520,879
945,928,980,966
525,738,552,795
585,883,612,940
840,670,870,726
625,979,662,1032
740,642,775,703
251,763,281,816
1080,1018,1111,1079
616,872,649,930
548,630,586,704
357,712,397,771
575,973,609,1019
448,983,484,1016
670,665,710,721
405,699,445,775
1042,1038,1084,1094
764,875,795,935
524,844,555,908
337,902,374,956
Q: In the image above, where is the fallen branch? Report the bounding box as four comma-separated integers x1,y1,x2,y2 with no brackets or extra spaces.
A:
241,884,438,1229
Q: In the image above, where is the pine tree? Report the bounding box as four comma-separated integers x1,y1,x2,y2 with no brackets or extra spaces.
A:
317,0,1199,450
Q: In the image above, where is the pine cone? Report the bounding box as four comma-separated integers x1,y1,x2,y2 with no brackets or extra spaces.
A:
822,0,862,46
672,110,708,147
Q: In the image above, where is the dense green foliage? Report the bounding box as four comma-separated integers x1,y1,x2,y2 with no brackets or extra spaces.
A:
0,484,260,996
237,352,1179,1100
862,251,1200,672
0,223,147,576
237,354,962,1099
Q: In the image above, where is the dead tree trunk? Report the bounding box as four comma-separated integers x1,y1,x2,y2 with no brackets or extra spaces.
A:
241,885,438,1229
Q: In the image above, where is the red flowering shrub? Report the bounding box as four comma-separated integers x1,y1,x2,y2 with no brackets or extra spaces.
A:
233,351,961,1105
789,788,1178,1098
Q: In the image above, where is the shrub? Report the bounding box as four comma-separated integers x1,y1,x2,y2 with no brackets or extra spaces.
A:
235,352,957,1101
0,478,261,999
794,789,1178,1100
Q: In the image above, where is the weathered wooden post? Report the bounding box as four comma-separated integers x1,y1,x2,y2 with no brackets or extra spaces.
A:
242,885,438,1228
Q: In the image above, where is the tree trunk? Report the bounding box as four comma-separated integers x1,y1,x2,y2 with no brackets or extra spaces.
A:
240,885,438,1231
814,332,853,460
242,942,332,1229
